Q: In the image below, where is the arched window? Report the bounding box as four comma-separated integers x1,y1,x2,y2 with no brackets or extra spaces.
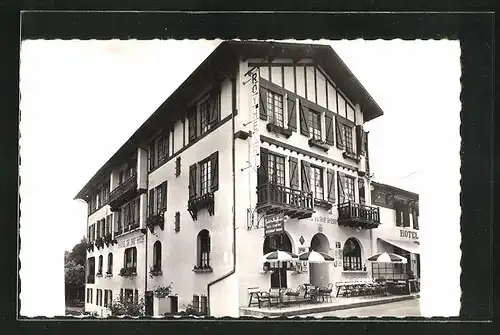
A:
343,238,362,271
107,253,113,274
98,255,103,274
153,241,162,270
124,247,137,270
197,230,211,268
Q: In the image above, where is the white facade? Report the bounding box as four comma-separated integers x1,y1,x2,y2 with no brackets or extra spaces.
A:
77,42,415,317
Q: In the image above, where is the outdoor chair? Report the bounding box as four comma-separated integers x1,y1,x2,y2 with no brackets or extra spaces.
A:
317,283,333,302
268,288,285,306
248,287,271,308
285,285,302,305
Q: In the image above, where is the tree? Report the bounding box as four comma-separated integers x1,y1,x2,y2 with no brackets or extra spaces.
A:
66,237,87,267
65,236,87,304
65,260,85,286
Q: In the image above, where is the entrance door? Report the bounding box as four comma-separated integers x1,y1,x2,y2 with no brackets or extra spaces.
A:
145,291,153,316
170,296,178,313
270,263,287,288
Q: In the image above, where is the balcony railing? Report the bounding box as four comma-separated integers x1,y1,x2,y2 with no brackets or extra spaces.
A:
109,173,138,211
146,213,165,233
256,182,314,219
188,192,215,221
337,201,380,229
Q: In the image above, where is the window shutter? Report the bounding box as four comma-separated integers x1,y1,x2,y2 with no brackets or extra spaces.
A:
289,157,299,189
365,131,370,175
358,178,366,204
259,87,268,120
175,156,181,177
413,206,419,229
299,101,310,136
189,164,198,199
402,203,410,227
325,111,334,145
335,118,345,149
258,148,269,186
161,182,168,210
210,151,219,192
337,171,346,203
327,169,336,203
300,160,311,192
287,97,297,131
209,92,220,126
395,201,402,226
356,125,366,155
188,107,197,142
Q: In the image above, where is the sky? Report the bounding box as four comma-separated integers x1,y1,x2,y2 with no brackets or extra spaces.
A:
19,39,461,317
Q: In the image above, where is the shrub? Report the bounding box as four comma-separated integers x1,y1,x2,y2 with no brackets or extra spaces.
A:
109,297,145,316
153,282,173,298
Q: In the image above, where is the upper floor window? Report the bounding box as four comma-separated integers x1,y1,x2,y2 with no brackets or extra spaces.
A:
307,109,322,140
310,165,324,200
107,253,113,274
98,255,103,275
412,205,419,230
267,153,285,186
124,247,137,269
188,152,219,199
149,134,169,171
105,215,112,235
199,92,220,135
336,119,354,153
197,230,211,268
338,173,356,203
87,257,95,275
148,182,168,216
265,89,284,127
121,198,140,231
153,241,162,270
88,224,95,242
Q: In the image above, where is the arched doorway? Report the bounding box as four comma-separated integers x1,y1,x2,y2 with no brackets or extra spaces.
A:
309,233,331,286
263,232,292,288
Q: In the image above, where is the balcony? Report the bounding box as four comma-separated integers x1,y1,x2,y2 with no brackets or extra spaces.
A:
337,201,380,229
256,182,314,219
109,173,138,211
146,213,165,233
188,192,215,221
87,274,95,284
266,122,293,138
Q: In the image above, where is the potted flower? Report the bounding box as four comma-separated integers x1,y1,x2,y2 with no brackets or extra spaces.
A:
153,283,174,316
149,265,162,278
119,266,137,277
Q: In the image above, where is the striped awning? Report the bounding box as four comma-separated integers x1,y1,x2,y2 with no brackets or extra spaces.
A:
378,238,420,255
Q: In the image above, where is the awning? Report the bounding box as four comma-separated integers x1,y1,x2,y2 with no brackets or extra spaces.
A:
378,238,420,255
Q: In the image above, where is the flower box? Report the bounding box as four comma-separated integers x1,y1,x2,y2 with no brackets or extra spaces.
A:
193,265,213,273
266,123,293,138
104,233,113,246
314,198,333,210
342,151,361,163
119,267,137,277
308,138,330,152
149,266,163,278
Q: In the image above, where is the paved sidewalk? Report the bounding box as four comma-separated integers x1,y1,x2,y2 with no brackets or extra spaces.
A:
240,293,420,317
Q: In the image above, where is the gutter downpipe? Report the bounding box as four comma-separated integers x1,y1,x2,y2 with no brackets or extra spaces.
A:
207,73,237,316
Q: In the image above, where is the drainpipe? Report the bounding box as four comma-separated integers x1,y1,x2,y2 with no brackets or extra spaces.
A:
207,74,237,316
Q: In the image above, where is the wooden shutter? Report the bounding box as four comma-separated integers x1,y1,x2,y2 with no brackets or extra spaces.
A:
395,201,402,226
299,101,310,136
257,148,269,186
161,182,168,210
335,118,345,149
188,106,197,142
358,178,366,204
189,163,198,199
259,87,268,120
325,111,334,145
289,157,299,189
356,125,366,155
413,206,419,229
287,97,297,131
337,171,346,204
402,203,410,227
209,92,220,126
210,152,219,192
300,160,311,192
327,168,336,203
175,157,181,177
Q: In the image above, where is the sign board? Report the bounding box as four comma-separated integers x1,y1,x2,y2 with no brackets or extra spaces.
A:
263,212,284,237
250,68,260,169
399,229,419,240
311,216,337,225
118,234,145,248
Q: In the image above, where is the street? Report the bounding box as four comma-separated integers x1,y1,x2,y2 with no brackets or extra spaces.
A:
304,298,421,318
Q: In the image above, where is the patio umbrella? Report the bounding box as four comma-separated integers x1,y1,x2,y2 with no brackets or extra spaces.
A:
298,250,335,263
367,252,408,263
263,250,298,289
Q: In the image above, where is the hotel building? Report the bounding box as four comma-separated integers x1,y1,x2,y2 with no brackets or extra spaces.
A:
75,41,419,317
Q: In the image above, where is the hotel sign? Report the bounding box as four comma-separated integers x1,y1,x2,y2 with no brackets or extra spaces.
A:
400,229,419,241
118,235,145,248
264,213,284,237
250,68,260,169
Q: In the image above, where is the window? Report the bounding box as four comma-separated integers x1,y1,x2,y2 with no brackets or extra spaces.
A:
149,182,168,216
149,134,169,171
107,253,113,274
88,257,95,276
153,241,162,270
268,153,285,186
98,255,103,275
104,290,109,307
200,295,208,315
105,215,112,235
134,289,139,304
192,295,200,313
310,165,324,200
124,247,137,270
338,122,354,152
86,288,90,303
125,289,134,303
266,89,284,127
122,198,140,231
199,92,220,135
412,205,419,230
90,288,93,304
338,173,356,203
343,238,362,271
115,211,122,235
188,152,219,199
308,109,322,140
174,212,180,233
175,156,181,177
200,159,212,195
107,290,113,307
197,230,211,268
